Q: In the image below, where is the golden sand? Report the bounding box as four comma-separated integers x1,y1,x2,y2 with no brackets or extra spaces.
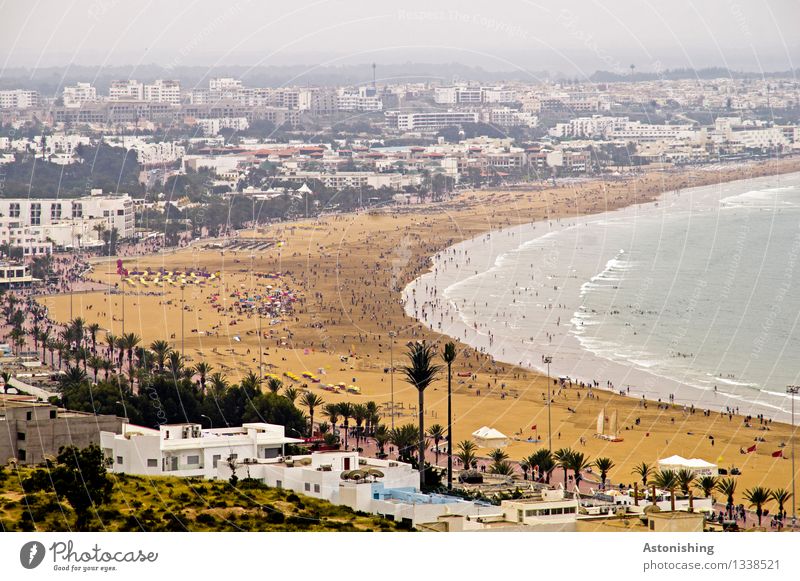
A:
45,159,800,502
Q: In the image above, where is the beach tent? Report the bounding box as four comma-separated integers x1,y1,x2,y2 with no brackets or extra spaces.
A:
658,455,718,476
472,426,509,448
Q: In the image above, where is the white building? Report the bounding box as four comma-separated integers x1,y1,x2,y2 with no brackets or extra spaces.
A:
105,136,185,166
101,422,303,477
336,87,383,112
387,110,479,131
63,82,97,108
0,90,39,109
109,80,144,101
196,117,250,136
209,77,243,92
0,192,135,253
143,79,182,105
488,107,538,128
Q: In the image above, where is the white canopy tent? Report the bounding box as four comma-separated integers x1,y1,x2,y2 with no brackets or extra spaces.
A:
472,426,509,448
658,455,718,476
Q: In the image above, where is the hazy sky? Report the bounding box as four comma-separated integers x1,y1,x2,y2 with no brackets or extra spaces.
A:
1,0,798,73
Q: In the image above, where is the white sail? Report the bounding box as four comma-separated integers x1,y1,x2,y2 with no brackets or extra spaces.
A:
596,410,605,435
609,410,618,437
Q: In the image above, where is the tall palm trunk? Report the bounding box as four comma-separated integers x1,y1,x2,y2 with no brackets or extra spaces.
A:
418,389,425,487
447,361,452,490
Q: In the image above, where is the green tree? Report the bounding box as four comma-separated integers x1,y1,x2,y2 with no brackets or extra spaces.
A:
299,392,324,437
716,477,737,519
401,342,441,487
22,444,114,530
427,424,446,467
743,487,771,527
456,440,478,471
594,457,615,489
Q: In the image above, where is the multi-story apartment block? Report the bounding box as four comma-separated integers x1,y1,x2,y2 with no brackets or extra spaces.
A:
109,79,145,100
62,82,97,108
0,89,40,109
386,110,479,131
336,86,383,112
143,79,182,104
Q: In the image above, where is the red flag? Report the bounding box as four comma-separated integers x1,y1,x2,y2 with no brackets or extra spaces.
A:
747,444,757,453
772,450,783,458
531,425,537,430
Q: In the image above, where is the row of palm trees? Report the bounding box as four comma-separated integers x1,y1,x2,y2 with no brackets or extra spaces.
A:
632,461,792,525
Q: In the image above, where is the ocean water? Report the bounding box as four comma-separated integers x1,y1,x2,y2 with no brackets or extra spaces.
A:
403,171,800,421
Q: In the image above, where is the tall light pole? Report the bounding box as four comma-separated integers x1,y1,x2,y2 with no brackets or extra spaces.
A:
121,278,125,335
544,356,553,451
389,331,396,430
788,385,799,529
180,284,185,358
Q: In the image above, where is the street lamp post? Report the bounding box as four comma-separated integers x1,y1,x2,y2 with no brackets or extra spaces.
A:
544,356,553,451
181,285,185,358
788,385,799,529
389,331,396,430
121,278,125,335
200,414,212,429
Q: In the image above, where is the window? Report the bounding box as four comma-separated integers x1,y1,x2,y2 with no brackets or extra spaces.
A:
117,209,124,216
304,483,311,491
49,410,56,419
9,203,20,218
26,411,32,421
30,203,41,225
313,484,320,493
212,454,221,468
147,459,158,468
187,455,200,465
276,480,282,489
51,203,62,220
116,456,123,464
18,449,26,461
72,202,83,218
17,432,25,441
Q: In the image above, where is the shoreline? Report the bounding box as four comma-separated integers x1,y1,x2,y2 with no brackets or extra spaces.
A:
402,169,800,424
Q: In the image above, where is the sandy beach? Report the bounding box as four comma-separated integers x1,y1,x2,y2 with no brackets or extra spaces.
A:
42,157,800,503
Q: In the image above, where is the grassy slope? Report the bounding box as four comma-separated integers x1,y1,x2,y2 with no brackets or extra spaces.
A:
0,468,403,532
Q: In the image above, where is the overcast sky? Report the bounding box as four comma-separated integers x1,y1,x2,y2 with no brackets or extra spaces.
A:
1,0,797,74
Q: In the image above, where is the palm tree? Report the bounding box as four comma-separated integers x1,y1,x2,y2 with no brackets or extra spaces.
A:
427,424,446,466
567,451,592,490
300,392,325,437
676,469,696,496
743,487,772,526
121,333,141,384
150,339,171,372
87,355,102,383
519,459,531,480
337,402,354,449
167,351,184,379
30,323,41,353
364,400,379,435
47,338,58,368
716,477,737,519
239,371,261,396
528,449,555,483
442,341,457,489
53,340,66,369
105,333,117,361
653,470,679,511
267,377,282,394
770,488,792,521
401,341,442,487
59,365,88,390
389,424,419,464
632,461,653,489
283,386,299,404
193,362,212,392
39,328,50,364
594,457,615,489
86,323,101,354
554,448,574,488
0,371,12,393
374,425,390,456
351,403,368,449
323,403,340,439
695,476,718,499
209,372,228,394
456,440,477,471
101,358,113,381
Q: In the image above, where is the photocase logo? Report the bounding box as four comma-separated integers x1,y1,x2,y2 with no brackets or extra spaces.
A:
20,541,46,569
